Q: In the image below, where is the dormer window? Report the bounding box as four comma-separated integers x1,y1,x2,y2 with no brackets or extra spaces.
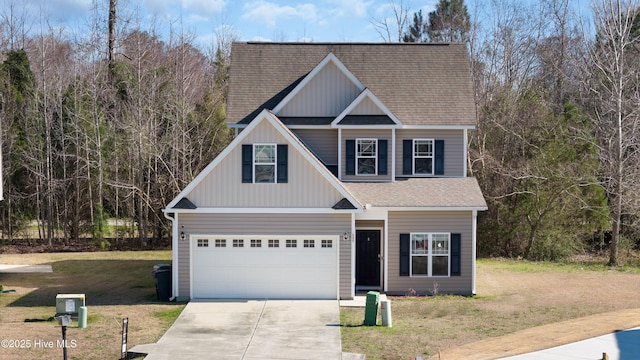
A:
356,139,377,175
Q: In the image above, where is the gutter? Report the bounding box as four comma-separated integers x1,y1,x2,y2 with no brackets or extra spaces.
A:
163,211,178,301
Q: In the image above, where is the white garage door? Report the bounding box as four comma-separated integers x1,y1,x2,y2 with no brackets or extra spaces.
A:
191,235,338,299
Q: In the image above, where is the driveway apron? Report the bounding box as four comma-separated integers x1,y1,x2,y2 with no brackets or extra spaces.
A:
131,300,342,360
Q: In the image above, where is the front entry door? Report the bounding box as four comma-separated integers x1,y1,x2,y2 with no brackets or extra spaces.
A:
356,230,381,288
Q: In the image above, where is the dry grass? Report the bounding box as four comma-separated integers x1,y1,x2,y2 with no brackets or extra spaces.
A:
341,258,640,359
0,251,184,360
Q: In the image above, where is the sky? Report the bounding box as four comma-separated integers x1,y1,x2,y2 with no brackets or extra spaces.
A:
12,0,440,46
10,0,592,48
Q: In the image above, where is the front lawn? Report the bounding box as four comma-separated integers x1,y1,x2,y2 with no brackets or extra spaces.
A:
0,251,184,360
341,258,640,359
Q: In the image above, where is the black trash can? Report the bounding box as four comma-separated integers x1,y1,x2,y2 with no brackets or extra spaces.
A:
152,264,172,301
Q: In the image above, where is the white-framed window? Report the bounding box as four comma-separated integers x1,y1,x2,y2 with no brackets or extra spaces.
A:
303,239,314,248
268,239,279,248
254,144,276,183
321,239,333,248
215,239,226,248
233,239,244,248
197,239,209,247
410,233,450,277
250,239,261,248
413,139,434,175
356,139,377,175
286,239,297,248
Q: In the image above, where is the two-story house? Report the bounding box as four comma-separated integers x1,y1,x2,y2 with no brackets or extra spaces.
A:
163,42,487,300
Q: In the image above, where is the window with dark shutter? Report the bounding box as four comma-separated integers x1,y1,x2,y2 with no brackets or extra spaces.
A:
400,233,410,276
451,233,461,276
242,145,252,183
402,140,412,175
345,139,355,175
277,144,288,183
378,139,387,175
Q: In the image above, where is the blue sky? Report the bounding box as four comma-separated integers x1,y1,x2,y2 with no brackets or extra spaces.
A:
12,0,591,48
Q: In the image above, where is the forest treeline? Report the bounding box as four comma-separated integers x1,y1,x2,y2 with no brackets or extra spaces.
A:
1,0,639,265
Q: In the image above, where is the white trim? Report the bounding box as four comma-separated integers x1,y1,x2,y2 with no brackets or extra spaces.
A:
331,88,402,127
350,213,356,299
272,53,365,115
165,207,361,214
383,211,389,292
164,109,362,211
189,232,194,300
230,124,475,130
338,129,343,181
333,125,401,129
472,209,478,295
163,212,178,299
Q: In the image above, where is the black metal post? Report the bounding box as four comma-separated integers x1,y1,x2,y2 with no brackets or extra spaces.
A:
61,324,68,360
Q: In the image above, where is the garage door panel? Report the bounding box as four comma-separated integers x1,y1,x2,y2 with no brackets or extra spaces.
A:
192,236,338,299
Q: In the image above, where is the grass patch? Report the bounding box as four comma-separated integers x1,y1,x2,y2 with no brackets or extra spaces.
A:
341,258,640,359
0,250,178,360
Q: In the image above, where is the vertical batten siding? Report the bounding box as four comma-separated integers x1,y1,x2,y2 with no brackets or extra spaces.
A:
387,211,473,295
395,129,465,177
350,97,385,115
188,120,343,208
177,226,190,299
292,129,338,165
177,213,353,300
279,62,360,117
341,129,393,181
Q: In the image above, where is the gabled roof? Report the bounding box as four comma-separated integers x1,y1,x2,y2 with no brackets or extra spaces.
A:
227,42,477,127
164,109,362,211
344,177,487,209
332,88,401,127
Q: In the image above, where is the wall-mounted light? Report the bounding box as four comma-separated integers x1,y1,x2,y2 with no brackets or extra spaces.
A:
342,232,350,241
180,231,186,241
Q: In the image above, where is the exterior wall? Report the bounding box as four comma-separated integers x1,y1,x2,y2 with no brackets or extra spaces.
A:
350,97,384,115
387,211,473,295
279,62,360,117
341,129,393,181
292,129,338,165
188,120,343,208
395,129,465,177
176,212,353,300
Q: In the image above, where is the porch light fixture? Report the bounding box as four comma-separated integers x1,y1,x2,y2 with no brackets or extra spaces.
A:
180,231,186,241
342,232,350,241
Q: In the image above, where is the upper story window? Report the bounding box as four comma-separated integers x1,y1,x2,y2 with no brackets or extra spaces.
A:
356,139,377,175
242,144,288,183
413,139,434,175
254,144,276,183
345,139,387,176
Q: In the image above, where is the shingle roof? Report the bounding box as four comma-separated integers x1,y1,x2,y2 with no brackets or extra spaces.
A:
227,42,477,127
344,178,487,208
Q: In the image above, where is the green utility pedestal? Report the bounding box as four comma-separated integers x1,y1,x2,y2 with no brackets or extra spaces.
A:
363,291,380,326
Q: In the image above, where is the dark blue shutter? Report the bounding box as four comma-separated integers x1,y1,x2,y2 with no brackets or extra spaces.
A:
345,140,355,175
403,140,412,175
242,144,252,183
400,233,410,276
277,144,288,183
435,140,445,175
378,139,387,175
451,233,461,276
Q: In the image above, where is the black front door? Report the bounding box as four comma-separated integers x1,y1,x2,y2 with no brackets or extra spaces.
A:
356,230,381,288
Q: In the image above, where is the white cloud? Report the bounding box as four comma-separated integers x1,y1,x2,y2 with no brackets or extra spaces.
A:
327,0,372,18
183,0,226,18
242,1,318,28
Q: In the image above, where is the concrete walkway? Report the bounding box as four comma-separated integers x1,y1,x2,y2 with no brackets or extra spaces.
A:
0,264,52,273
130,299,344,360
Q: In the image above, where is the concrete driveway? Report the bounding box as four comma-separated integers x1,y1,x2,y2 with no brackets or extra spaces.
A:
130,300,344,360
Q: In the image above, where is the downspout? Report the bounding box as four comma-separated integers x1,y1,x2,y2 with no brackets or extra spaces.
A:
163,211,177,301
472,209,478,295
